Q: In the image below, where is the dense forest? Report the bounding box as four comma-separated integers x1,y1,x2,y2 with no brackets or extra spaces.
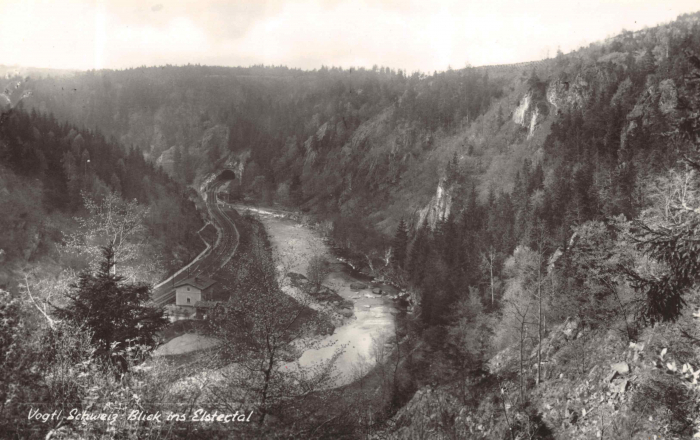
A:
0,107,204,287
2,10,700,440
21,57,504,252
378,13,700,438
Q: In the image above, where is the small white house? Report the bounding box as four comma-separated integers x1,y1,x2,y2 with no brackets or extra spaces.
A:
174,276,216,307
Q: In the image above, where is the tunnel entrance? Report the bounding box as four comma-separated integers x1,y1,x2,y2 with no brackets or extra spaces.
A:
217,169,236,181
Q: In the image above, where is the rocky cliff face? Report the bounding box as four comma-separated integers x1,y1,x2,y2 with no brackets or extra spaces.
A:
198,150,248,196
513,67,620,141
622,78,679,148
658,79,680,116
513,92,532,126
155,145,177,174
513,91,549,139
547,66,622,115
156,124,231,178
627,79,679,123
201,124,230,163
546,75,591,112
513,92,535,139
416,179,451,229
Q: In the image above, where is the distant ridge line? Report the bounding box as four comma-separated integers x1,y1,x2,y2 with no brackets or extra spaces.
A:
472,11,700,74
473,59,548,72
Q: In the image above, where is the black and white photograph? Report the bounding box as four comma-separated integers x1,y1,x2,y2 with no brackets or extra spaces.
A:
2,0,700,438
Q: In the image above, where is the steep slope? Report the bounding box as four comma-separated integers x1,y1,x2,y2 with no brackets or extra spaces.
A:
11,15,700,263
372,12,700,439
17,64,503,254
4,12,700,439
0,109,204,287
378,306,700,439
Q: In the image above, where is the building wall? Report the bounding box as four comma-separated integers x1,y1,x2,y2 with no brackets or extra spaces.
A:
175,285,201,306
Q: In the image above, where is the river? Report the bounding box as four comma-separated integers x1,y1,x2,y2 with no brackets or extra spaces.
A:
241,206,398,386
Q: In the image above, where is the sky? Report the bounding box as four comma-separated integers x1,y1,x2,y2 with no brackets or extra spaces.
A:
1,0,699,73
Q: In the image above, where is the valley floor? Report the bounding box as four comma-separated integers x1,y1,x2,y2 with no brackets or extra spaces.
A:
237,205,399,386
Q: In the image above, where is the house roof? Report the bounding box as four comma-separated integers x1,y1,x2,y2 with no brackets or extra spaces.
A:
174,275,216,290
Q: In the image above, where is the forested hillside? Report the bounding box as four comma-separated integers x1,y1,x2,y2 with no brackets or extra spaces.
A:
3,10,700,439
0,107,204,288
375,12,700,439
19,58,503,251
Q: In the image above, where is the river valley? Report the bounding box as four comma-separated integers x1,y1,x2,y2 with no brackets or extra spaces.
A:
239,206,398,386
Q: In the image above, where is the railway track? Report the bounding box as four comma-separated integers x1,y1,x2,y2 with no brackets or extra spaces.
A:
151,180,240,307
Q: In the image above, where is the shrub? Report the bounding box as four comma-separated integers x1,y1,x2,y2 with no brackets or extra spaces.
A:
307,254,330,293
631,373,696,437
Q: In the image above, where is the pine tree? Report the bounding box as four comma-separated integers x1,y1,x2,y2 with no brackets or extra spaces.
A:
172,144,183,182
446,152,460,187
182,146,195,184
441,212,460,268
289,174,303,206
641,49,656,75
54,244,167,364
391,218,408,268
62,150,80,210
407,217,431,285
496,105,504,129
110,173,122,195
462,184,481,232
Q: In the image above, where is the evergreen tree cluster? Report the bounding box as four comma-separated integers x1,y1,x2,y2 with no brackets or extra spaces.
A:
0,108,203,272
54,245,167,363
386,19,700,382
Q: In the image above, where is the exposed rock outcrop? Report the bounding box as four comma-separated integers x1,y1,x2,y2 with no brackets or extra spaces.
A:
201,124,230,163
350,282,367,291
513,92,532,126
547,75,590,112
658,78,679,116
547,66,621,115
514,91,549,139
622,78,679,148
416,179,451,229
155,145,177,174
610,361,630,376
627,81,677,123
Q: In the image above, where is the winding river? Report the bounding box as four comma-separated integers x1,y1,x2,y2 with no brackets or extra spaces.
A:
241,206,397,386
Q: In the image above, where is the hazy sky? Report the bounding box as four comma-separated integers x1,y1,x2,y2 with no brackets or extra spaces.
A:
1,0,698,73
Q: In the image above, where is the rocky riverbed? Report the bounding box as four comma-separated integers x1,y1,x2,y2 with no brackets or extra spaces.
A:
241,206,398,386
